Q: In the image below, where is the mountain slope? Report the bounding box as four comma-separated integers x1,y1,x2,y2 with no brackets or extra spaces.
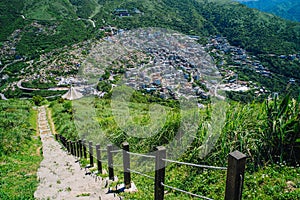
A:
1,0,299,55
92,0,300,54
23,0,77,20
236,0,300,22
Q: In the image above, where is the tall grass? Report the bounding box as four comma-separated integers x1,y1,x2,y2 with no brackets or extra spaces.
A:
0,100,42,199
51,94,300,167
50,95,300,199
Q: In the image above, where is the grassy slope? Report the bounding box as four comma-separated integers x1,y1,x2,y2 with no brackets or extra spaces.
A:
0,100,42,199
50,96,300,199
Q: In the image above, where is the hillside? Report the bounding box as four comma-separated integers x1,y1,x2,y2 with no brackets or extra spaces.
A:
0,0,299,55
1,1,300,199
91,0,300,54
0,0,299,99
237,0,300,22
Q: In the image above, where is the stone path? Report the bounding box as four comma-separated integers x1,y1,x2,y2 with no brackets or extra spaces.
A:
34,106,120,200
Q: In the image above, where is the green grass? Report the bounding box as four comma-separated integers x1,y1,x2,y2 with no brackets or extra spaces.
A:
50,93,300,199
0,100,42,199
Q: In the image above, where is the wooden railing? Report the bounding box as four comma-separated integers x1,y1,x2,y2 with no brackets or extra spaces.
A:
55,134,247,200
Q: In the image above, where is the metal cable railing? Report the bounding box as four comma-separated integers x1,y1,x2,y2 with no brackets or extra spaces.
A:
127,168,155,180
110,149,123,153
56,134,247,200
128,152,156,158
162,159,227,170
161,182,213,200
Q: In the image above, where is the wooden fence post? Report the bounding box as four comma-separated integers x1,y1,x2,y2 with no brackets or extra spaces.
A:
67,140,71,153
63,136,66,147
154,146,166,200
122,142,131,189
96,144,102,174
59,135,62,144
76,140,80,158
74,142,77,156
225,150,247,200
78,140,82,158
89,141,94,167
83,139,87,159
107,144,114,180
70,141,73,155
61,136,66,147
72,141,75,156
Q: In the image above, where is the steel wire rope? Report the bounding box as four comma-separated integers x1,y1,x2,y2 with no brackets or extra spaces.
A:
162,159,227,170
161,182,213,200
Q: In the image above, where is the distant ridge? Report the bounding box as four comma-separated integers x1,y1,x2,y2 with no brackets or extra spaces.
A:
236,0,300,22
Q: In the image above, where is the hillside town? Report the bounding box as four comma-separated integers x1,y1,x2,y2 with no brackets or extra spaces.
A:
1,27,299,100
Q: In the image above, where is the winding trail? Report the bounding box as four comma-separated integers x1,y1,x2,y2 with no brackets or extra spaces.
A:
34,106,119,200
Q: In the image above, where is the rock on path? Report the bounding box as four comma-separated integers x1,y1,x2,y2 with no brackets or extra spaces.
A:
34,106,119,200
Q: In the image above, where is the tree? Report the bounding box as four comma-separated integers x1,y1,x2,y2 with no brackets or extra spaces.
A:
32,95,45,106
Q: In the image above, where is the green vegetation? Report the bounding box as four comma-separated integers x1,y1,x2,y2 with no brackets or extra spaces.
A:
22,79,56,89
0,0,26,42
16,20,95,57
3,87,65,99
69,0,100,18
237,0,300,22
51,90,300,199
1,0,299,99
0,100,42,199
0,0,300,198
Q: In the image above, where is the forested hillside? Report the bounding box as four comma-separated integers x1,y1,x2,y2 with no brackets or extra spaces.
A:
0,0,299,55
237,0,300,22
0,0,299,97
92,0,300,54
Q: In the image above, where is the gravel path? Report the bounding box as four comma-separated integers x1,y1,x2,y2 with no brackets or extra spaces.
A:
34,106,120,200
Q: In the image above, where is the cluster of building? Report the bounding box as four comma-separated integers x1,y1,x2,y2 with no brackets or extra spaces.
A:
121,48,211,100
207,36,272,78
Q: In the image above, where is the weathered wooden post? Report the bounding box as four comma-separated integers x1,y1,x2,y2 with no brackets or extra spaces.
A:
61,136,66,147
63,136,66,147
96,144,102,174
225,150,247,200
59,134,62,144
107,144,114,180
66,140,70,152
71,141,75,155
154,146,166,200
89,141,94,167
73,141,76,156
122,142,131,189
82,139,87,159
78,139,82,158
76,140,80,158
74,141,77,157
